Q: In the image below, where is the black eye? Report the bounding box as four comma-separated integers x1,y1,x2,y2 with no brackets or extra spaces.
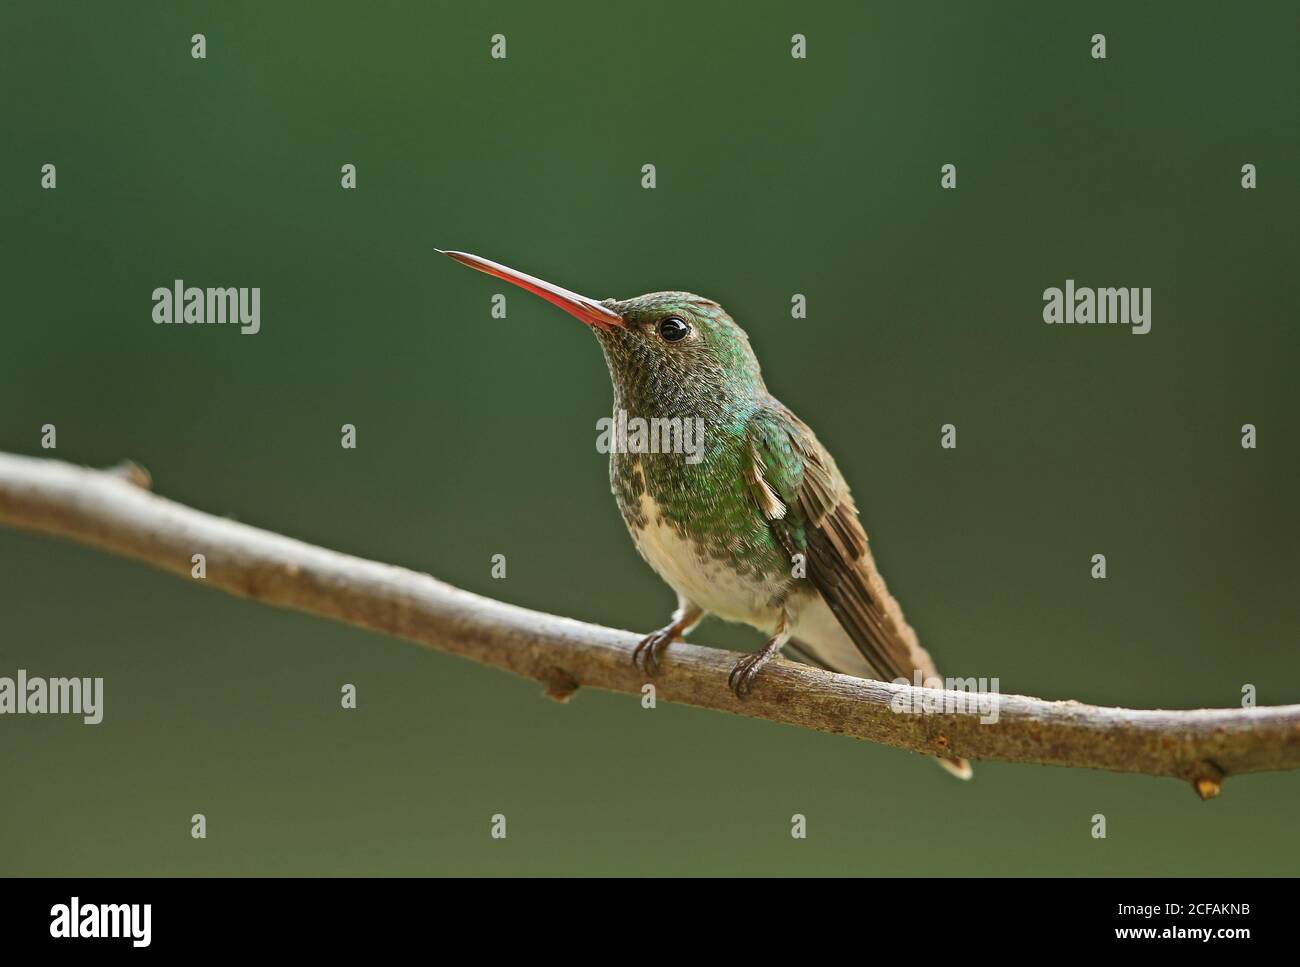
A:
658,316,690,342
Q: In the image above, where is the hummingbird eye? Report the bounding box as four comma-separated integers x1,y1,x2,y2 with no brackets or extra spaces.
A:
658,316,690,342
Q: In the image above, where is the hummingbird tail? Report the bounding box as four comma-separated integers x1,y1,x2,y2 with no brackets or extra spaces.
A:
783,613,975,780
935,756,974,781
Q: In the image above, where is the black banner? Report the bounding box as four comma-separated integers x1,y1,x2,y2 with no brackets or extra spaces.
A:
0,876,1285,953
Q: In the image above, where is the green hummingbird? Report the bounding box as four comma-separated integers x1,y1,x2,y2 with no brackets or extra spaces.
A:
441,250,972,779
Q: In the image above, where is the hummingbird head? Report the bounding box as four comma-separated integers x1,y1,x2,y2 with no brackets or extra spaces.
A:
439,250,767,420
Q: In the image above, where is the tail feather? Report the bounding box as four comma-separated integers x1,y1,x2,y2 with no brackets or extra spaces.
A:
786,616,975,782
935,756,974,780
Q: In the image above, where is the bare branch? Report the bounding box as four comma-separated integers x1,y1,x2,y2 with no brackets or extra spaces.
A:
2,452,1296,796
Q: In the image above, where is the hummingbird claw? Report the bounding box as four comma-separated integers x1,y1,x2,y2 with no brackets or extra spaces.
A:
728,653,769,698
727,621,789,699
632,626,678,676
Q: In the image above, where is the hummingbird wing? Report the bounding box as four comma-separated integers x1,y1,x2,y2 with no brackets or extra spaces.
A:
744,402,938,687
746,403,973,780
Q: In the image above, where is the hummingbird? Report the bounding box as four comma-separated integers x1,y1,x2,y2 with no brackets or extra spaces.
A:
440,250,972,779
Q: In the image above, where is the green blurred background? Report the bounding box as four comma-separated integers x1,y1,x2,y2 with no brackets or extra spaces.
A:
2,1,1297,874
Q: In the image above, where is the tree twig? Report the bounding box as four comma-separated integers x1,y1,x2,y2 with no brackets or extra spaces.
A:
1,451,1296,798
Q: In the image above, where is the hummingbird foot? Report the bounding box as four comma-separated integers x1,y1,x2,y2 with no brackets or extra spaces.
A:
632,627,678,676
632,603,703,676
727,614,792,698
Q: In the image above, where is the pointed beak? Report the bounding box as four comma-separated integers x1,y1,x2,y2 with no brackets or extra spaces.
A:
438,249,624,330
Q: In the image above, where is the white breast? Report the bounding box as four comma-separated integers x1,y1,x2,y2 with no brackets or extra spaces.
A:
630,493,782,631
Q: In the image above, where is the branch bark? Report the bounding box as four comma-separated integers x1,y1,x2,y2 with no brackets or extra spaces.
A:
2,451,1296,797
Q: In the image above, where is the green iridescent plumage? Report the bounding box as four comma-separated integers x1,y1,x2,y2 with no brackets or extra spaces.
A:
595,289,937,688
441,250,972,778
602,294,790,587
